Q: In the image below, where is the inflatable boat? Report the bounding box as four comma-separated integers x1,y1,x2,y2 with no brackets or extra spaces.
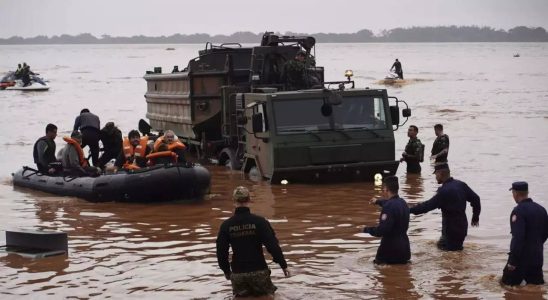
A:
12,164,211,202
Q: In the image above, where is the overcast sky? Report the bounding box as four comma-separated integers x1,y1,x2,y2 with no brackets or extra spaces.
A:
1,0,547,38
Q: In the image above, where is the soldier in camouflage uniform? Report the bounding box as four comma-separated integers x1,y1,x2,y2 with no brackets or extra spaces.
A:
430,124,449,163
281,50,307,90
216,186,290,298
400,125,422,174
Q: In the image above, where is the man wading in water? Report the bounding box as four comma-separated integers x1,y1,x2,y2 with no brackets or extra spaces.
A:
216,186,290,298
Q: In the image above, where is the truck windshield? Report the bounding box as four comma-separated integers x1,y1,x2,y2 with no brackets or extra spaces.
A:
273,96,387,133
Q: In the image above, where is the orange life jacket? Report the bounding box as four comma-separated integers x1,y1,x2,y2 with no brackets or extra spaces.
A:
122,136,149,169
62,136,88,167
146,151,178,166
153,136,186,152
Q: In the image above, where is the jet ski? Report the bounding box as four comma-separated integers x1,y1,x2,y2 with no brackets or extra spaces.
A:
1,71,49,91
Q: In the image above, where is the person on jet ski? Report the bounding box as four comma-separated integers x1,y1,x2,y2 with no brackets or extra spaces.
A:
390,59,404,79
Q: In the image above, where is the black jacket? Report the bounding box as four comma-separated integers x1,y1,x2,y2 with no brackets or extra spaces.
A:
216,207,287,276
365,196,411,264
33,136,56,171
508,198,548,269
100,126,122,155
410,178,481,246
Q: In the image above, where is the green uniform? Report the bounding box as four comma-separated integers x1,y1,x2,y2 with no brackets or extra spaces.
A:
404,138,422,173
282,59,306,90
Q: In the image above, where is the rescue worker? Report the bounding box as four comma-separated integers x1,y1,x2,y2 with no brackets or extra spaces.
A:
73,108,101,166
364,176,411,264
14,64,22,79
98,122,122,169
501,181,548,286
390,58,403,79
281,50,307,90
216,186,290,298
152,129,186,163
116,130,151,170
400,125,423,174
59,131,99,177
33,123,58,174
410,163,481,251
430,124,449,163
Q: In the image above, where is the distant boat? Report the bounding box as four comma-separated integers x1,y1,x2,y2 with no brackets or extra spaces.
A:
1,71,49,91
166,47,175,51
513,53,520,57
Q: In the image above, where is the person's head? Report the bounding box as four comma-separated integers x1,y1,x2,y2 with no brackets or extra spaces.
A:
23,62,27,67
157,142,168,152
71,130,82,144
407,125,418,138
395,59,399,62
80,108,90,114
45,123,58,139
232,186,251,206
509,181,529,203
433,163,450,184
128,130,141,146
164,130,176,144
18,64,21,68
434,124,443,136
382,176,399,198
295,50,306,62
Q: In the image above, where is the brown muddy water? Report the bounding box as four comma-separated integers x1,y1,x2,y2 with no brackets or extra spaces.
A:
0,43,547,299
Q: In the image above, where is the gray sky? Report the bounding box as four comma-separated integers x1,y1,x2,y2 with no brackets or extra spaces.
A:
1,0,547,38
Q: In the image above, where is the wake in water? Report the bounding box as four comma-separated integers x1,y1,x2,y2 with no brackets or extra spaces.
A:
376,78,434,87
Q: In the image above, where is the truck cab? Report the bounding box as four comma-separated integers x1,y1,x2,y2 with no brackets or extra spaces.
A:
242,88,409,183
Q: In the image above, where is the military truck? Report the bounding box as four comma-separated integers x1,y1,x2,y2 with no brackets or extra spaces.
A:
143,32,411,183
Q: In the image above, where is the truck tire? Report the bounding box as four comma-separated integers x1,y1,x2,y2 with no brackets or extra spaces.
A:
218,148,241,170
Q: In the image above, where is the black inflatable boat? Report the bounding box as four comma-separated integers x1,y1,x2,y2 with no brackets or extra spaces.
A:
12,164,211,202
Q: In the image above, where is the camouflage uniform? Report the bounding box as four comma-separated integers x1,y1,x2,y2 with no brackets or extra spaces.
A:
403,138,422,174
431,134,449,163
282,59,307,90
230,269,277,297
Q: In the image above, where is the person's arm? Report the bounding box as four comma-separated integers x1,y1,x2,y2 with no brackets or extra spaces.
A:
463,182,481,226
73,116,81,132
364,207,395,237
215,223,231,279
508,209,526,267
410,192,442,215
115,151,125,168
261,220,288,271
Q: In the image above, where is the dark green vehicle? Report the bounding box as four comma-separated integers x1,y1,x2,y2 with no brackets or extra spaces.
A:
144,32,411,183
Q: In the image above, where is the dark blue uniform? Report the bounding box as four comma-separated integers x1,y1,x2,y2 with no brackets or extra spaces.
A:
216,207,287,277
364,196,411,264
410,177,481,250
502,198,548,285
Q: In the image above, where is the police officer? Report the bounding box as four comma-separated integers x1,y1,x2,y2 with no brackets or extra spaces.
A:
364,176,411,264
281,50,307,90
73,108,101,166
501,181,548,286
400,125,423,174
430,124,449,163
410,163,481,251
216,186,290,298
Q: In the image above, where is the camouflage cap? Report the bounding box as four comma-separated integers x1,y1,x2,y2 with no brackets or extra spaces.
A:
232,186,250,202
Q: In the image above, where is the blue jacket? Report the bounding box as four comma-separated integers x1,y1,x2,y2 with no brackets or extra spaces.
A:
508,198,548,269
364,195,411,263
410,178,481,245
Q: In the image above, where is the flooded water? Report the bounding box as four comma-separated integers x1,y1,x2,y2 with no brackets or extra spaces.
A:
0,43,547,299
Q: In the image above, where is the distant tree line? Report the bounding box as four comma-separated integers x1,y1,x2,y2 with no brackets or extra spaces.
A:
1,26,547,45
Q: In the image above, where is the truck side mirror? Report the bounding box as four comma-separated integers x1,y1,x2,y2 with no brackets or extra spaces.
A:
390,106,400,125
252,113,264,133
402,108,411,118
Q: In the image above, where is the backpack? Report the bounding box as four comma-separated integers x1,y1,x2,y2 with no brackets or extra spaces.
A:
417,139,425,162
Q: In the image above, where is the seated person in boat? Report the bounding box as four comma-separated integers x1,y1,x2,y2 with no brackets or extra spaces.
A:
152,129,186,163
147,142,178,166
116,130,151,170
59,131,100,177
33,123,60,174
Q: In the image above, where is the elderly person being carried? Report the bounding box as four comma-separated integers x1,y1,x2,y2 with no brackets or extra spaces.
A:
59,131,99,177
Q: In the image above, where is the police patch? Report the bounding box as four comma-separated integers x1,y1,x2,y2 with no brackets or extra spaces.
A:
381,214,387,221
511,215,517,222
